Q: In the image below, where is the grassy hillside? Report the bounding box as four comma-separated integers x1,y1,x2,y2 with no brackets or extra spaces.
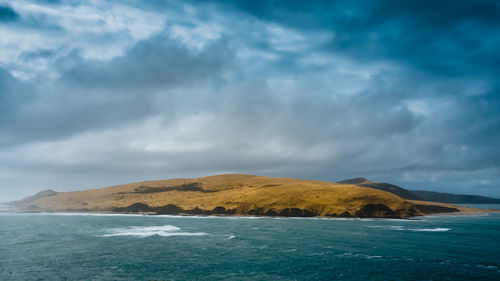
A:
12,174,477,218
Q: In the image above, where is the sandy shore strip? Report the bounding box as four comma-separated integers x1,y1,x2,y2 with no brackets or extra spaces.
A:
407,200,500,216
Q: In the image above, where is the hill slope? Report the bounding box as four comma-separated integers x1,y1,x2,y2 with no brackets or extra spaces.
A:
11,174,480,218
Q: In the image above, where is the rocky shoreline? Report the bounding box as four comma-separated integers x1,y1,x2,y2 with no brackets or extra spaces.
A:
102,202,459,219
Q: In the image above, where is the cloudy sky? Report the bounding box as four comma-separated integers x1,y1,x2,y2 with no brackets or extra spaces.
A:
1,0,499,201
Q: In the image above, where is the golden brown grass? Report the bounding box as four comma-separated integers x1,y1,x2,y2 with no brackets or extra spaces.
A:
15,174,482,217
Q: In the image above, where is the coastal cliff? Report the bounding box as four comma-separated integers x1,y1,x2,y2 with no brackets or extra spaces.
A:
11,174,470,218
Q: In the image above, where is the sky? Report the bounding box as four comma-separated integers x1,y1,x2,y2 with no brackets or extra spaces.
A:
0,0,499,201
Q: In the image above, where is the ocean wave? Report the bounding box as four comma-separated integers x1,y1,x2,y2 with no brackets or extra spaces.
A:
428,213,490,218
368,225,404,230
378,218,427,222
154,215,264,220
475,264,498,270
102,225,208,237
337,252,383,259
368,225,450,232
103,231,208,237
408,228,450,232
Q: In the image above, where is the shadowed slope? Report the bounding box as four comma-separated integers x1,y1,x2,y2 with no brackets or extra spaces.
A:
338,178,423,200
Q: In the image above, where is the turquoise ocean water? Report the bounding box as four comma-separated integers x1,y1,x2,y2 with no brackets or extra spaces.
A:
1,210,500,280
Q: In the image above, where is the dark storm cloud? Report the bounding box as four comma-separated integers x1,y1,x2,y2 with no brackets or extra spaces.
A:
191,0,500,171
0,33,233,147
197,0,500,77
0,4,19,22
0,0,499,200
59,35,232,91
19,49,58,61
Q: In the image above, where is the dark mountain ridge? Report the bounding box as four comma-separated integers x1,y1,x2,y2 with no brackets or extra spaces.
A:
411,190,500,204
338,178,423,201
338,177,500,204
339,178,500,204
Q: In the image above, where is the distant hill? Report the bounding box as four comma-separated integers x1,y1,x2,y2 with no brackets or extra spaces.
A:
338,178,423,201
10,174,478,218
411,190,500,204
16,189,58,203
339,178,500,204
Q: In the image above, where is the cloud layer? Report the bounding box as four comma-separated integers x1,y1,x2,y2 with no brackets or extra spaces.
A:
0,0,499,200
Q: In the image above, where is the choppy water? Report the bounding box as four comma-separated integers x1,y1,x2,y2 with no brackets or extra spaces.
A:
1,211,500,280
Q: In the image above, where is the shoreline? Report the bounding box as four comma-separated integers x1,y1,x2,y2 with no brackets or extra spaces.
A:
3,208,499,219
424,209,500,217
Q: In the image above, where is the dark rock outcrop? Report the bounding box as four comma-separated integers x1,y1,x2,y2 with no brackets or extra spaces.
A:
134,182,217,194
414,204,459,214
113,203,153,213
245,207,315,217
186,207,205,215
354,204,398,218
153,204,237,215
264,209,279,216
278,208,315,217
209,206,235,215
156,204,184,214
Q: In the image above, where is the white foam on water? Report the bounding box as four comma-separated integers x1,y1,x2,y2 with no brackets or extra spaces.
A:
103,231,208,237
154,215,264,220
102,225,208,237
378,218,427,222
227,235,236,239
130,225,180,231
226,216,263,220
368,225,404,230
368,225,450,232
390,226,405,230
337,253,383,259
407,228,450,232
428,213,490,218
475,264,498,270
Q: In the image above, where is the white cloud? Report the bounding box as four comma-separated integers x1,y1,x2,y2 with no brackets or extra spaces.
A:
2,0,166,78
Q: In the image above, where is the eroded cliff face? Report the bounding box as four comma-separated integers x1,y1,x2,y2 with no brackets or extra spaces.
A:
110,202,423,218
12,174,460,218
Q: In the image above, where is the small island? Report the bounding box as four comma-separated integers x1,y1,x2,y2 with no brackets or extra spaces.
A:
10,174,491,218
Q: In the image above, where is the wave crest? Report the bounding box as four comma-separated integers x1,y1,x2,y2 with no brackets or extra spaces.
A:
408,228,450,232
102,225,208,237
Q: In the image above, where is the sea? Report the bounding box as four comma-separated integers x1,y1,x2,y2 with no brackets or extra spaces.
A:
1,208,500,280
